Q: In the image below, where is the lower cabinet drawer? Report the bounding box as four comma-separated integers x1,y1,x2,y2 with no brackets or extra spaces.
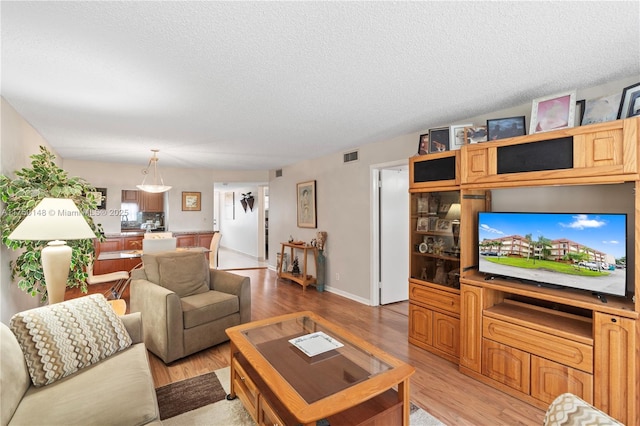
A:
259,394,285,426
482,339,530,394
410,282,460,314
531,355,593,405
232,357,259,421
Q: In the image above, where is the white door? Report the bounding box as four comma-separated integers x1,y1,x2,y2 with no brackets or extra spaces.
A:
380,168,409,304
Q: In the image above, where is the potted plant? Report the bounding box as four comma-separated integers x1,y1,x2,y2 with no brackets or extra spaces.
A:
0,146,104,301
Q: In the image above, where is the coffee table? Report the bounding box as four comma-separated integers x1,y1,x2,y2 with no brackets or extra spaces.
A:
226,311,415,425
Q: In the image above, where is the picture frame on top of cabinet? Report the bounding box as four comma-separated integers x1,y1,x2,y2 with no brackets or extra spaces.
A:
427,127,450,153
581,92,622,125
617,82,640,118
418,133,429,155
487,116,526,141
529,90,576,134
575,99,585,127
449,123,472,149
463,126,487,144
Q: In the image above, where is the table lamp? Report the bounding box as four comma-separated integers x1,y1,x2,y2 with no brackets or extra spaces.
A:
8,198,96,304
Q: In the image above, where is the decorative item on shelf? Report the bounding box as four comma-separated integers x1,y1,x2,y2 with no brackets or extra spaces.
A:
417,195,429,213
291,256,300,276
463,126,487,144
447,269,461,288
240,192,255,212
427,127,450,153
316,231,327,292
417,133,429,155
486,116,526,141
428,195,440,214
530,90,576,134
432,259,448,284
449,123,472,150
451,220,461,257
420,267,428,281
182,191,201,211
8,198,96,304
581,92,622,125
617,81,640,119
416,217,429,232
137,149,171,193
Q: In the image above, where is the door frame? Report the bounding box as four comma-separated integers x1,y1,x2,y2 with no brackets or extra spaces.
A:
370,159,409,306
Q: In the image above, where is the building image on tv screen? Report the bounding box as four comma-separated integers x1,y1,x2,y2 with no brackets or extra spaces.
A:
478,212,627,297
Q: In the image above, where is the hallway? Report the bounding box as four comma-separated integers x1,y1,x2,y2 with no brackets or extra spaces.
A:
217,246,268,271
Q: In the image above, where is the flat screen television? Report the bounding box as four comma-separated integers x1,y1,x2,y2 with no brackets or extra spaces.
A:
478,212,628,297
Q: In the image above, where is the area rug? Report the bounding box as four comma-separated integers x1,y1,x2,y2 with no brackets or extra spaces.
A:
159,367,444,425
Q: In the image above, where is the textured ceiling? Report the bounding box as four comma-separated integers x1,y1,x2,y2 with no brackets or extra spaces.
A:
1,1,639,170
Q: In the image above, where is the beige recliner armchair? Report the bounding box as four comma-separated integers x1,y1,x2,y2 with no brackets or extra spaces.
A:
129,250,251,364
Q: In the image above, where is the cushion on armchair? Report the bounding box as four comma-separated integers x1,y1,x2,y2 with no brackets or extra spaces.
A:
9,294,132,387
142,251,210,296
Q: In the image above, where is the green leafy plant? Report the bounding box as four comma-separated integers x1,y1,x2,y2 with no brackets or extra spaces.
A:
0,146,104,301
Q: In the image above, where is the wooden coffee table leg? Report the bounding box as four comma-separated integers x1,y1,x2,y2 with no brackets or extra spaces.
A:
227,341,237,400
398,379,410,425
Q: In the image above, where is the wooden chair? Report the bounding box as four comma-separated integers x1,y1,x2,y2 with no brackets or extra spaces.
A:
87,257,129,299
209,232,222,269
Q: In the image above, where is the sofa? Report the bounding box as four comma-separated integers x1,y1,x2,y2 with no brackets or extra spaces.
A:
544,393,623,425
130,250,251,364
1,294,160,426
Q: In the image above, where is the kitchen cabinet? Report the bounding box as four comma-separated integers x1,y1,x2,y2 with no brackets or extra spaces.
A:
139,191,164,212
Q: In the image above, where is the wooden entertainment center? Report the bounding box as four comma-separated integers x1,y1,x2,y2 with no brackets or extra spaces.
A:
408,117,639,424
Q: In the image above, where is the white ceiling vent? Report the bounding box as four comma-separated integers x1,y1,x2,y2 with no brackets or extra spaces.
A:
275,169,283,177
343,150,359,163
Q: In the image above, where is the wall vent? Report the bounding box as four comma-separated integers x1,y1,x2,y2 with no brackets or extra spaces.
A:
275,169,283,177
343,150,359,163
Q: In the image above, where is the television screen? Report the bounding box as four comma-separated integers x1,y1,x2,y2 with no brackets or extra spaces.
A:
478,212,627,297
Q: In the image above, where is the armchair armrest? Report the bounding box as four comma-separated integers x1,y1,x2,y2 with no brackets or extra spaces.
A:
130,278,184,363
209,269,251,324
120,312,143,344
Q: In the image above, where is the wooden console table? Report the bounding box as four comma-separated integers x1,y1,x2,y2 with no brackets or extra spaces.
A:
278,242,318,290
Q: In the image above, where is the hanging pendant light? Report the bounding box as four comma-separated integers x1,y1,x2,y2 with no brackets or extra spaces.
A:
137,149,172,193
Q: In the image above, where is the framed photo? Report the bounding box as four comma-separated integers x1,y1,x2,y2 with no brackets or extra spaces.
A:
182,191,201,211
87,187,107,210
487,116,526,141
418,133,429,155
417,196,429,213
416,217,429,232
530,90,576,134
435,219,452,233
449,123,472,150
297,180,317,228
582,92,622,125
575,99,585,127
428,216,439,231
428,127,449,153
439,203,451,213
617,82,640,119
463,126,487,144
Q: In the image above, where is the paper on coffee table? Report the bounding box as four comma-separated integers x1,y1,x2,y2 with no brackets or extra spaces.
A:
289,331,344,357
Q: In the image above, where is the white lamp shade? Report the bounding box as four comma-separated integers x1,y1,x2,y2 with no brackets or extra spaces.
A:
8,198,96,241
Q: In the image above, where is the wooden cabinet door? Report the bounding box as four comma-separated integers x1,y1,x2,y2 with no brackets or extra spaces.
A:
139,192,164,212
594,312,638,425
122,190,139,202
432,311,460,358
460,284,483,372
482,339,530,394
93,238,124,275
122,236,143,250
531,355,593,405
408,304,433,347
176,234,197,247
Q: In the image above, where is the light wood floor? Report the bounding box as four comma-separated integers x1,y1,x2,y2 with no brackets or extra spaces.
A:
76,268,545,425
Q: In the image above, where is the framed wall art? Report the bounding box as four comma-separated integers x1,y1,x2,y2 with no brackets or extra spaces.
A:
182,191,201,211
530,90,576,134
297,180,317,228
575,99,585,127
463,126,487,144
581,92,622,125
428,127,450,153
486,116,526,141
449,123,472,150
418,133,429,155
617,82,640,119
87,187,107,210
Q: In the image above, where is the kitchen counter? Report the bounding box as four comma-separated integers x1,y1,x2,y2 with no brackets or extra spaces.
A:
107,230,215,238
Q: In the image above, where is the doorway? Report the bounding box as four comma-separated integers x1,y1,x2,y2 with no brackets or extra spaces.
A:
370,161,409,306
